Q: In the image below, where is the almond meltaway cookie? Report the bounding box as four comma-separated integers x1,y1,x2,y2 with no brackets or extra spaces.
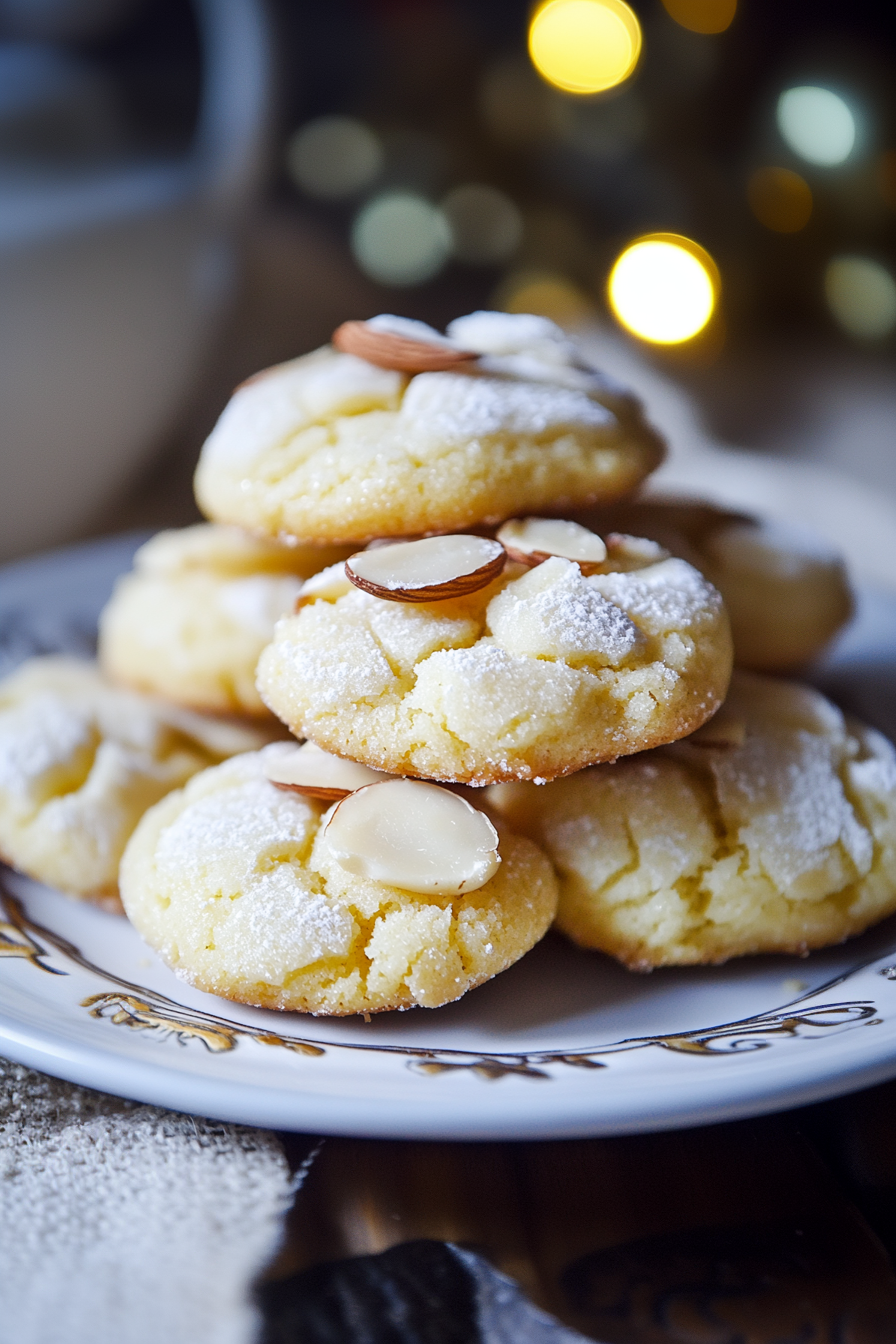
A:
576,498,853,672
488,672,896,969
0,658,272,909
99,525,352,716
256,527,733,784
119,745,558,1015
194,312,664,546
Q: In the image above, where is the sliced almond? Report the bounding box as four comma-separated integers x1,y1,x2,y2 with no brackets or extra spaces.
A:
497,518,607,576
346,535,506,603
323,778,500,895
263,742,390,800
603,533,670,571
686,711,747,750
295,561,354,609
332,320,478,373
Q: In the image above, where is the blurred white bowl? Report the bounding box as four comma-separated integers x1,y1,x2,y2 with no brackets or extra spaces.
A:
0,0,271,562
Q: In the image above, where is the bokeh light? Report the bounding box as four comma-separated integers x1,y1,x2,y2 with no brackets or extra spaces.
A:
608,234,718,343
660,0,736,35
747,167,813,233
528,0,642,96
824,256,896,340
351,193,451,287
498,270,595,326
286,116,383,200
441,185,522,265
776,87,856,167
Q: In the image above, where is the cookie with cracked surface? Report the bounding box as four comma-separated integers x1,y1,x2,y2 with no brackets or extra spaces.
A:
256,542,733,785
193,312,664,546
0,658,273,909
575,497,853,672
488,672,896,969
99,524,352,717
119,745,558,1015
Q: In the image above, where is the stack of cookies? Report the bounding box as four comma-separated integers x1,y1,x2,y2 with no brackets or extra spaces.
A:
2,310,893,1019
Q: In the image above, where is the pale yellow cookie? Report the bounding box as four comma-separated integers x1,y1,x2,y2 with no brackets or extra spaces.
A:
0,658,273,909
99,525,351,716
256,542,733,784
119,745,558,1015
576,498,853,671
489,672,896,968
194,313,664,546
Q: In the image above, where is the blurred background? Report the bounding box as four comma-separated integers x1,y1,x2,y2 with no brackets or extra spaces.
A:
1,0,894,563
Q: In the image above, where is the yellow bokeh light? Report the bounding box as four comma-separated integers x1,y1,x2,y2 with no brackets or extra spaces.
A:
748,167,813,233
528,0,642,95
499,270,595,326
661,0,736,35
608,234,718,343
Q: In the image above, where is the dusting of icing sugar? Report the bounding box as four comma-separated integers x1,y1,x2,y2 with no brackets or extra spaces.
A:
155,773,318,888
399,373,614,442
445,311,573,361
487,557,641,667
711,730,873,889
275,629,397,707
0,694,95,798
217,576,303,636
299,352,403,420
366,314,456,347
589,557,719,636
215,864,356,982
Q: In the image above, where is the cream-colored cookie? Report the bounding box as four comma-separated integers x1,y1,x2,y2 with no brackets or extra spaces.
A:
489,671,896,969
119,745,558,1015
0,658,272,909
194,312,664,546
256,537,733,784
576,498,853,671
98,525,352,716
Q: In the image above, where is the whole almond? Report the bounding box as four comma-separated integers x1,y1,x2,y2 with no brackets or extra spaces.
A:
332,320,478,372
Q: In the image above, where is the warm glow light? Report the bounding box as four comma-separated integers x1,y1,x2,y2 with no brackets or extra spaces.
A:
499,270,594,325
608,234,718,343
528,0,642,95
825,256,896,340
777,87,856,167
661,0,736,35
351,193,451,287
748,167,812,233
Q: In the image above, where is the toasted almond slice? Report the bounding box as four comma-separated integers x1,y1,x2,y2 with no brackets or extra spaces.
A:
295,561,354,609
346,535,506,603
497,518,607,576
264,742,390,800
332,320,478,373
686,710,747,750
324,778,500,895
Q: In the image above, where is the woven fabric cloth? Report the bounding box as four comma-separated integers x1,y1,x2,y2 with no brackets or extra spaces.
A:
0,1059,293,1344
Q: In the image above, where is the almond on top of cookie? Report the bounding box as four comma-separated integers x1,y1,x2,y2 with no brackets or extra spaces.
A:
119,744,558,1015
194,311,664,547
256,520,733,785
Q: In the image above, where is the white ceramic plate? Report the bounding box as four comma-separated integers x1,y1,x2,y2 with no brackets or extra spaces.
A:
3,531,896,1140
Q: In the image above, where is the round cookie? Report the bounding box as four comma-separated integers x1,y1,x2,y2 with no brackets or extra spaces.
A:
575,498,853,672
99,525,352,716
194,312,664,546
119,744,559,1015
0,658,273,909
488,671,896,969
256,540,733,784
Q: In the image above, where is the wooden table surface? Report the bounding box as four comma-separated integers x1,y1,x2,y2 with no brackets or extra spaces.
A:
252,1079,896,1341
